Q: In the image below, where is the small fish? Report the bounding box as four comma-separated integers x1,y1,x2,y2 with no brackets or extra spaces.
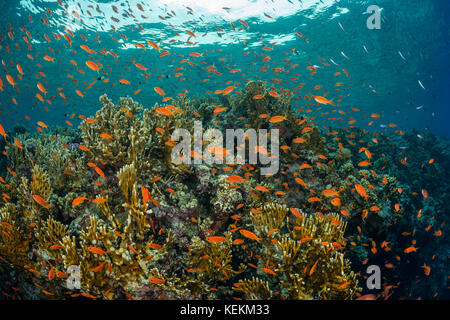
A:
355,184,368,200
154,87,165,96
421,263,431,276
206,236,227,243
88,246,107,255
261,268,276,276
99,133,114,139
0,124,8,140
269,115,286,123
404,246,418,253
239,229,261,242
149,277,165,284
314,96,334,105
418,80,426,90
94,167,105,180
86,61,100,73
90,263,104,272
421,189,429,200
330,58,339,66
32,195,51,209
148,40,161,52
254,186,269,192
72,196,87,207
226,175,245,183
356,294,377,300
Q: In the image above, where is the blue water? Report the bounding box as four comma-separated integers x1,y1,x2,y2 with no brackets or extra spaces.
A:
0,0,449,301
0,0,448,136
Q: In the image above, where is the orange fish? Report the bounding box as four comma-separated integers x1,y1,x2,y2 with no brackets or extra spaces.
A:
292,137,307,144
155,107,174,117
206,236,227,243
356,294,377,300
37,82,47,95
314,96,334,105
222,86,235,96
99,133,114,139
95,167,105,180
72,196,87,207
154,87,165,96
142,186,150,205
239,229,261,242
309,259,319,275
148,277,165,284
355,184,368,200
0,124,8,140
88,246,107,255
226,175,245,184
32,194,51,209
404,246,417,253
261,268,276,276
43,55,55,62
294,177,308,187
269,115,286,123
421,263,431,276
90,263,104,272
48,266,55,280
147,40,162,52
290,207,303,219
330,198,341,207
14,139,23,149
86,61,100,72
37,121,48,128
268,91,280,98
254,186,269,192
321,189,339,197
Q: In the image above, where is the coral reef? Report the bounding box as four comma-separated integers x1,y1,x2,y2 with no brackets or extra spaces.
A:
323,127,450,299
0,81,417,300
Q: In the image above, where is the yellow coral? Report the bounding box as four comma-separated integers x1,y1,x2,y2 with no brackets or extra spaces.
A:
233,277,272,300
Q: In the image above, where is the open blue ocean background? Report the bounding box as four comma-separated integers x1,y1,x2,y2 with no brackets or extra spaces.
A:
0,0,448,137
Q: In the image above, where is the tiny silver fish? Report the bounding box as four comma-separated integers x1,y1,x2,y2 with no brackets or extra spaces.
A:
418,80,426,90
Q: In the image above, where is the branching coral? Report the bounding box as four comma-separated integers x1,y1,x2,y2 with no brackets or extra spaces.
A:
0,83,404,301
235,204,359,300
79,94,194,177
233,277,273,300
